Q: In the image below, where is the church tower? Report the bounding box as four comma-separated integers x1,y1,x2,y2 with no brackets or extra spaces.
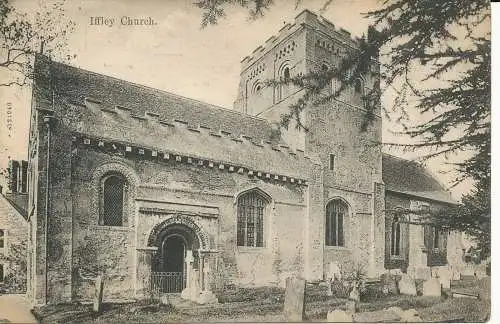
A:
234,10,385,277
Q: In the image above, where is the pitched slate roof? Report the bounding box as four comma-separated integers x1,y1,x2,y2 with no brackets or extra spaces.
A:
48,58,281,143
2,193,28,220
37,56,318,180
382,154,456,204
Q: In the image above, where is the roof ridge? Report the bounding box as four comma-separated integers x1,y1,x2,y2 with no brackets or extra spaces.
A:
382,153,454,200
49,59,270,123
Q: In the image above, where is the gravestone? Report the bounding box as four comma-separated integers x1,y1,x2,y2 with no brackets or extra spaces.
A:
422,278,441,297
93,275,104,313
327,309,353,322
380,272,398,295
345,300,358,313
398,275,417,296
436,267,452,289
181,269,201,301
475,265,488,279
283,277,306,322
438,273,451,289
478,277,491,301
349,287,360,302
327,262,342,281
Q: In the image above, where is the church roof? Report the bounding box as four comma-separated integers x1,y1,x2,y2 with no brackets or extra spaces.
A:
37,57,318,180
382,154,457,204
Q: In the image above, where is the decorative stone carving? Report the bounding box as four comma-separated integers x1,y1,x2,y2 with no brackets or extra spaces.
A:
147,214,211,250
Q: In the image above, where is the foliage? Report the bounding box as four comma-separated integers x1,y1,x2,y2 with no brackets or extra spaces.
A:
0,0,75,87
0,240,27,293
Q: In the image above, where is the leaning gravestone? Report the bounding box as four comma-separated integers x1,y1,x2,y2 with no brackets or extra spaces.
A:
283,277,306,322
422,278,441,297
93,275,105,313
398,275,417,296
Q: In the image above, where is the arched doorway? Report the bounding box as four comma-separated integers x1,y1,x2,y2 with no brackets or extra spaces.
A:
151,223,201,293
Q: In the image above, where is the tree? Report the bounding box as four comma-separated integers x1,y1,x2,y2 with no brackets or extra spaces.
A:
0,0,75,87
195,0,491,257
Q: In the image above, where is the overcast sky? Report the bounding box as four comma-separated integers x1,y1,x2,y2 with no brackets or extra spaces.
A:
0,0,477,198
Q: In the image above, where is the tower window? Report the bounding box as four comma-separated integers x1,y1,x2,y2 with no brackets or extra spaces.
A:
0,229,4,248
325,199,347,247
433,227,440,250
329,154,335,171
391,216,402,256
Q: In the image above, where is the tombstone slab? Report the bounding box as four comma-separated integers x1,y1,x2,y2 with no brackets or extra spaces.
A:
327,309,353,323
283,277,306,322
398,275,417,296
422,278,441,297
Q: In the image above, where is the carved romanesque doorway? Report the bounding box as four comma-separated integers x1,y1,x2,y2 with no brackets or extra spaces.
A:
151,223,200,293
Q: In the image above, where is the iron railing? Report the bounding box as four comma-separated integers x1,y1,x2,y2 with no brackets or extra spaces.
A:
151,272,185,293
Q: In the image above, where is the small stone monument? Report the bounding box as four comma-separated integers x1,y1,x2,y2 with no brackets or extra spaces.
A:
398,275,417,296
283,277,306,322
422,277,441,297
349,286,360,302
438,272,451,289
380,272,398,295
93,275,104,313
327,262,342,281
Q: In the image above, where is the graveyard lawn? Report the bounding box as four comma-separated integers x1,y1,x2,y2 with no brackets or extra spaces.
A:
32,279,490,323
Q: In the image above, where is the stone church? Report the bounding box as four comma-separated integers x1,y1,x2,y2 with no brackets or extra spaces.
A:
26,10,465,305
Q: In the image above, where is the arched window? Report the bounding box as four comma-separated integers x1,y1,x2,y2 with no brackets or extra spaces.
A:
391,216,402,256
0,229,4,248
100,174,127,226
237,191,268,247
325,200,347,246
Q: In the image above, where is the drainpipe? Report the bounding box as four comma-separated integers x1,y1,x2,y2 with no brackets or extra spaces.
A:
43,114,53,304
43,86,55,303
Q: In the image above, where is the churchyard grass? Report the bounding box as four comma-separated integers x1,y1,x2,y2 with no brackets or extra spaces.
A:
32,278,489,323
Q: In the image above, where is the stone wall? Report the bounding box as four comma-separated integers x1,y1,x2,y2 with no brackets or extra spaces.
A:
385,192,457,277
69,147,312,300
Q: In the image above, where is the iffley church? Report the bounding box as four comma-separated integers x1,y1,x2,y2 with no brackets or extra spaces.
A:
26,10,466,305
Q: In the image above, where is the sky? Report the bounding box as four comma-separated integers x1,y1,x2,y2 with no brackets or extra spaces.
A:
0,0,482,198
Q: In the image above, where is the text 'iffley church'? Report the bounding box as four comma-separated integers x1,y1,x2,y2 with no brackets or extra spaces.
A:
26,10,466,305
